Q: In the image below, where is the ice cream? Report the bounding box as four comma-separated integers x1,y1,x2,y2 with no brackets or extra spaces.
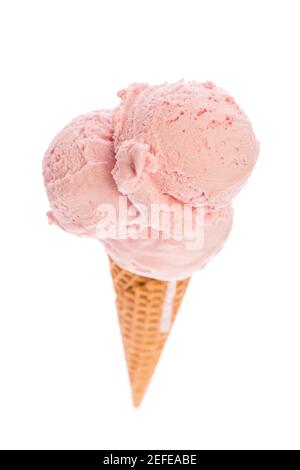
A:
43,110,116,237
43,80,259,406
113,81,259,216
103,204,233,280
43,105,235,281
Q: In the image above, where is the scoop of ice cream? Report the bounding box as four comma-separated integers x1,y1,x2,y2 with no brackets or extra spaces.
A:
103,204,233,280
43,110,138,238
112,81,259,219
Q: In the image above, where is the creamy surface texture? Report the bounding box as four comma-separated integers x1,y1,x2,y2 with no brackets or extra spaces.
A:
43,81,259,280
113,81,259,214
43,110,117,237
103,205,233,280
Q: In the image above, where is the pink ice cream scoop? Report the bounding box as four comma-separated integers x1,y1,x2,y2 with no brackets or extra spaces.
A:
103,204,233,280
112,81,259,221
43,110,117,237
43,110,141,239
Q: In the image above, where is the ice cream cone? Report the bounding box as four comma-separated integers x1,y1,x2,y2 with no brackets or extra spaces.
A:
109,257,190,407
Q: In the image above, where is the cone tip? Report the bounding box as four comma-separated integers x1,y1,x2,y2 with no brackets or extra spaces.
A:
132,391,145,408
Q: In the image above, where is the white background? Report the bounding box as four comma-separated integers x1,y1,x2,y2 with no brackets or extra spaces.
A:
0,0,299,450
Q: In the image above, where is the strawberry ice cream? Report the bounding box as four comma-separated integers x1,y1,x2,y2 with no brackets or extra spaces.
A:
112,81,258,218
103,204,233,280
43,110,116,237
43,81,259,280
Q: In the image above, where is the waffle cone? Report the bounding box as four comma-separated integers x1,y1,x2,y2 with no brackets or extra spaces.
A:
109,257,190,407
